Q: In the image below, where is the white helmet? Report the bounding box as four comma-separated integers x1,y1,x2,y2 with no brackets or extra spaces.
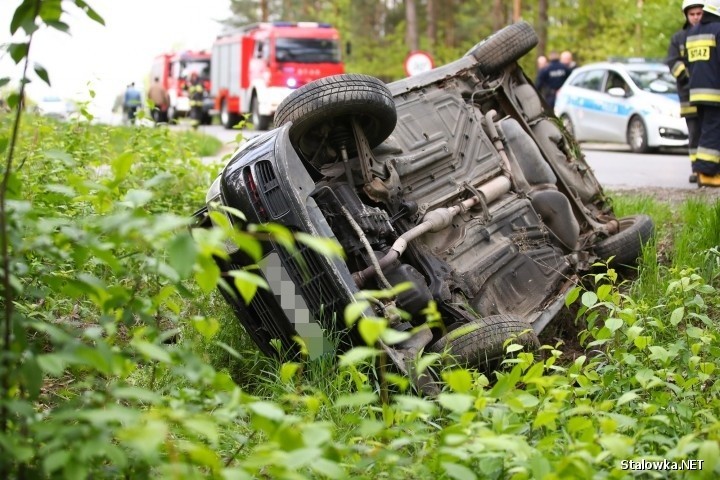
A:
682,0,704,12
703,0,720,14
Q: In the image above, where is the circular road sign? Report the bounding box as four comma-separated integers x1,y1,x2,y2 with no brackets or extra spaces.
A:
404,51,434,77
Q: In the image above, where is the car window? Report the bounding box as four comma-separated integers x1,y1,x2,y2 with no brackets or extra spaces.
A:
626,67,678,94
604,71,631,95
571,69,605,91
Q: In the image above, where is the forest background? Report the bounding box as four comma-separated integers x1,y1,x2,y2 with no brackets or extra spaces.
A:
225,0,683,81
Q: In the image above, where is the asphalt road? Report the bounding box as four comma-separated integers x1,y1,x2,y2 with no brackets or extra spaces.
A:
196,124,694,190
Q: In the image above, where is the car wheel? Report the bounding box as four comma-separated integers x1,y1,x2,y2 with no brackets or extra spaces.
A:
561,115,575,138
251,95,271,131
274,73,397,160
221,99,240,130
593,214,654,267
465,21,539,75
429,314,539,371
627,115,651,153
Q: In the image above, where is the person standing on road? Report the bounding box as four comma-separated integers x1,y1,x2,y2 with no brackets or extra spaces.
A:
667,0,704,183
147,77,170,124
186,72,205,129
123,82,142,125
686,0,720,187
535,51,571,109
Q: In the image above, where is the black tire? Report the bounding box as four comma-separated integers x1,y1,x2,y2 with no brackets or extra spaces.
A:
429,314,539,371
251,95,272,131
221,99,241,130
593,214,654,267
274,73,397,159
465,21,539,75
627,115,651,153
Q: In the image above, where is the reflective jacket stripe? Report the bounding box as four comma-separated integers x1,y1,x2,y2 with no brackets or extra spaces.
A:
672,61,686,78
689,149,698,162
686,34,718,47
689,88,720,104
697,147,720,163
680,103,697,116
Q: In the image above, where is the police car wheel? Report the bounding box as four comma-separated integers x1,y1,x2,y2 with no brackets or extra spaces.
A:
627,116,650,153
465,21,539,75
429,314,539,371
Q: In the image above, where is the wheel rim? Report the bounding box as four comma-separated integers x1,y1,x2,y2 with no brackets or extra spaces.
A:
628,118,645,150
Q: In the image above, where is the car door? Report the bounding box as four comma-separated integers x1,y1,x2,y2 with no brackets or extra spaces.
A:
560,69,609,141
594,69,635,143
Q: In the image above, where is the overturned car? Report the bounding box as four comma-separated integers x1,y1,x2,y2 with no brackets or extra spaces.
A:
193,22,653,375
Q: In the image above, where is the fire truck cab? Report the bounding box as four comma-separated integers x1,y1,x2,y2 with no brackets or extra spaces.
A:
151,50,214,124
211,22,345,130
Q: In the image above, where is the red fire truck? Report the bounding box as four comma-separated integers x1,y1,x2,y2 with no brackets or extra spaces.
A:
211,22,345,130
150,50,213,124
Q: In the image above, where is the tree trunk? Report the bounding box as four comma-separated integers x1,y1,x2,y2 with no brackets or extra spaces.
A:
513,0,522,22
493,0,503,32
260,0,269,22
537,0,548,56
405,0,419,51
427,0,437,48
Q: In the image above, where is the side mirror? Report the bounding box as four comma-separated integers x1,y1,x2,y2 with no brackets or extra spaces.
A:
607,87,627,98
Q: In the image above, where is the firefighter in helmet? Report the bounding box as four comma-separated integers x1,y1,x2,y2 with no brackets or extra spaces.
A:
686,0,720,187
667,1,705,183
186,71,205,129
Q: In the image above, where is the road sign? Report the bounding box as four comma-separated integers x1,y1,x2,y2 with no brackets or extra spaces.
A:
404,51,434,77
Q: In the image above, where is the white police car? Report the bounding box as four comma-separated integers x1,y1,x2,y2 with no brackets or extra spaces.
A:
554,60,688,153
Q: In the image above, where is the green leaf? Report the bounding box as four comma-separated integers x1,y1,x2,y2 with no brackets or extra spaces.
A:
310,458,345,479
438,393,474,414
123,189,153,207
43,450,71,474
344,300,370,327
230,269,269,304
565,285,581,307
74,0,105,25
36,353,66,376
581,291,598,308
596,284,612,301
167,233,197,279
280,362,300,383
111,152,134,180
605,317,623,332
118,419,168,453
10,1,37,35
442,369,473,394
132,340,172,363
8,43,29,64
339,346,379,367
442,461,477,480
335,392,377,408
670,306,684,326
358,317,387,345
249,401,285,421
0,78,8,88
616,391,639,407
295,232,345,259
192,316,220,340
184,418,219,445
195,256,221,292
